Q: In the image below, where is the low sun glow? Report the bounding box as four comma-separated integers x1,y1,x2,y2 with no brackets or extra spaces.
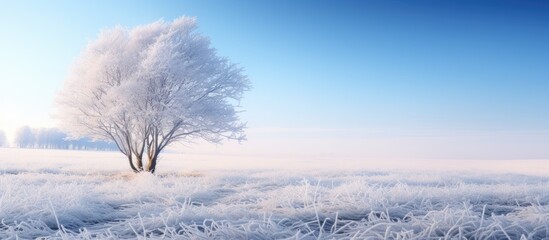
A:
0,107,55,145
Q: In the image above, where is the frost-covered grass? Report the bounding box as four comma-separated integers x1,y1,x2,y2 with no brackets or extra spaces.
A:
1,148,549,239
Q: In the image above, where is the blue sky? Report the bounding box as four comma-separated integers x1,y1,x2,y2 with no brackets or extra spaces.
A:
1,1,548,159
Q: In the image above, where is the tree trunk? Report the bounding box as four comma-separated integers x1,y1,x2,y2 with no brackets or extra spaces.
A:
146,155,158,173
127,155,139,173
135,154,144,171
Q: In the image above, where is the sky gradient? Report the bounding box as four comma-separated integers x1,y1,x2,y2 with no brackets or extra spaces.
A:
1,0,548,160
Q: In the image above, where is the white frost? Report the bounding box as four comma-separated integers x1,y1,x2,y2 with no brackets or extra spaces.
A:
1,148,549,239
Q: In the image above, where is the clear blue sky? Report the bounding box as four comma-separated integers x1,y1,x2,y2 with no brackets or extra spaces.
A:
1,0,548,160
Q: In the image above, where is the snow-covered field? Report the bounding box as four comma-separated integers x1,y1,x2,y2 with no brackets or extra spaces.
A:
1,148,549,239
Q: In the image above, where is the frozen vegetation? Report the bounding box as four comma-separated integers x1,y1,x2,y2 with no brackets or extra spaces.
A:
1,148,549,239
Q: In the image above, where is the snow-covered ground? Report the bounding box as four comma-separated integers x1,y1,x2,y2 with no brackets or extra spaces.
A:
1,148,549,239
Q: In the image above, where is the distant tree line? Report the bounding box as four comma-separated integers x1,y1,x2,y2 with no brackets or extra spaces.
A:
0,130,7,147
13,126,117,151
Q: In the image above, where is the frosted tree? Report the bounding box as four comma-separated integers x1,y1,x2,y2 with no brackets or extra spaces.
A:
14,126,35,148
57,17,250,173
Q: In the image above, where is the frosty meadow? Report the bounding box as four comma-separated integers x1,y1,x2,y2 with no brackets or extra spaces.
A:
2,149,549,239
